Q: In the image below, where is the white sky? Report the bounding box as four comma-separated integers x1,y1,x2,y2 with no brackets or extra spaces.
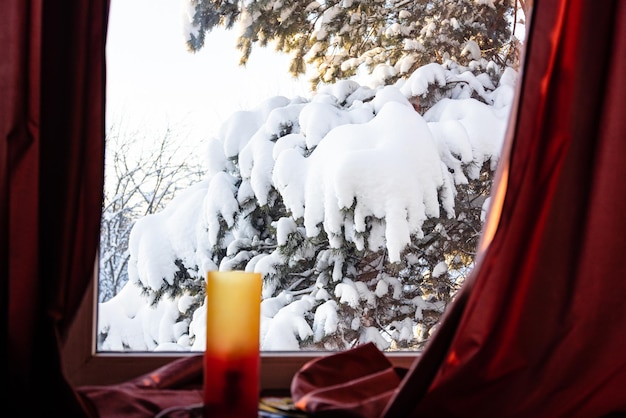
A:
106,0,310,143
99,60,517,351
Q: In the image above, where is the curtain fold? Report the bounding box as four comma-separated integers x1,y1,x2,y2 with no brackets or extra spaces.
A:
383,0,626,416
1,1,109,416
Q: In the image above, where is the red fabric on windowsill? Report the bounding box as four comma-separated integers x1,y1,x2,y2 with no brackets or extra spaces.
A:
76,344,405,418
77,356,204,418
291,343,407,418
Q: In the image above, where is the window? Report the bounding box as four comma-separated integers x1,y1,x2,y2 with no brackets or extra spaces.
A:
62,0,528,387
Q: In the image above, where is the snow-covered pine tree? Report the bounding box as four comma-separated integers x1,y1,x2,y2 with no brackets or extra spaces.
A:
98,127,204,303
98,57,518,351
98,0,526,351
183,0,522,88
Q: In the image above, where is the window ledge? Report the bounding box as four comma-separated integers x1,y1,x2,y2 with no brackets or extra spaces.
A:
62,273,418,389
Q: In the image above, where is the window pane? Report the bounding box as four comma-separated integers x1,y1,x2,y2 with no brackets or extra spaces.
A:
98,0,527,352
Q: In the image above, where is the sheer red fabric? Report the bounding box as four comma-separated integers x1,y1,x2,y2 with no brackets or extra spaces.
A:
383,0,626,416
290,343,406,417
1,1,108,416
78,355,204,418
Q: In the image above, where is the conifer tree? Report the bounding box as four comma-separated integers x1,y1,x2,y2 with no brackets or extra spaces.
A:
98,60,518,351
184,0,521,88
98,1,526,351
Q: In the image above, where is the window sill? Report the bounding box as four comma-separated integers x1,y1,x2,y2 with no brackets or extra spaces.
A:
62,275,417,389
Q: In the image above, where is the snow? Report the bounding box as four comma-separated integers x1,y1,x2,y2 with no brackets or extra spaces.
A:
261,296,315,350
313,300,339,342
99,60,516,352
128,181,208,290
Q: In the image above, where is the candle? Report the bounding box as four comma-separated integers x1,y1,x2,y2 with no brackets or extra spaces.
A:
204,271,262,418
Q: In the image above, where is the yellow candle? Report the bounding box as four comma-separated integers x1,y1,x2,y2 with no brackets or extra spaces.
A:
204,271,262,418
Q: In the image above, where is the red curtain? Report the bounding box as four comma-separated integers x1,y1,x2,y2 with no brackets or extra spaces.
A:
1,1,108,416
383,0,626,416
